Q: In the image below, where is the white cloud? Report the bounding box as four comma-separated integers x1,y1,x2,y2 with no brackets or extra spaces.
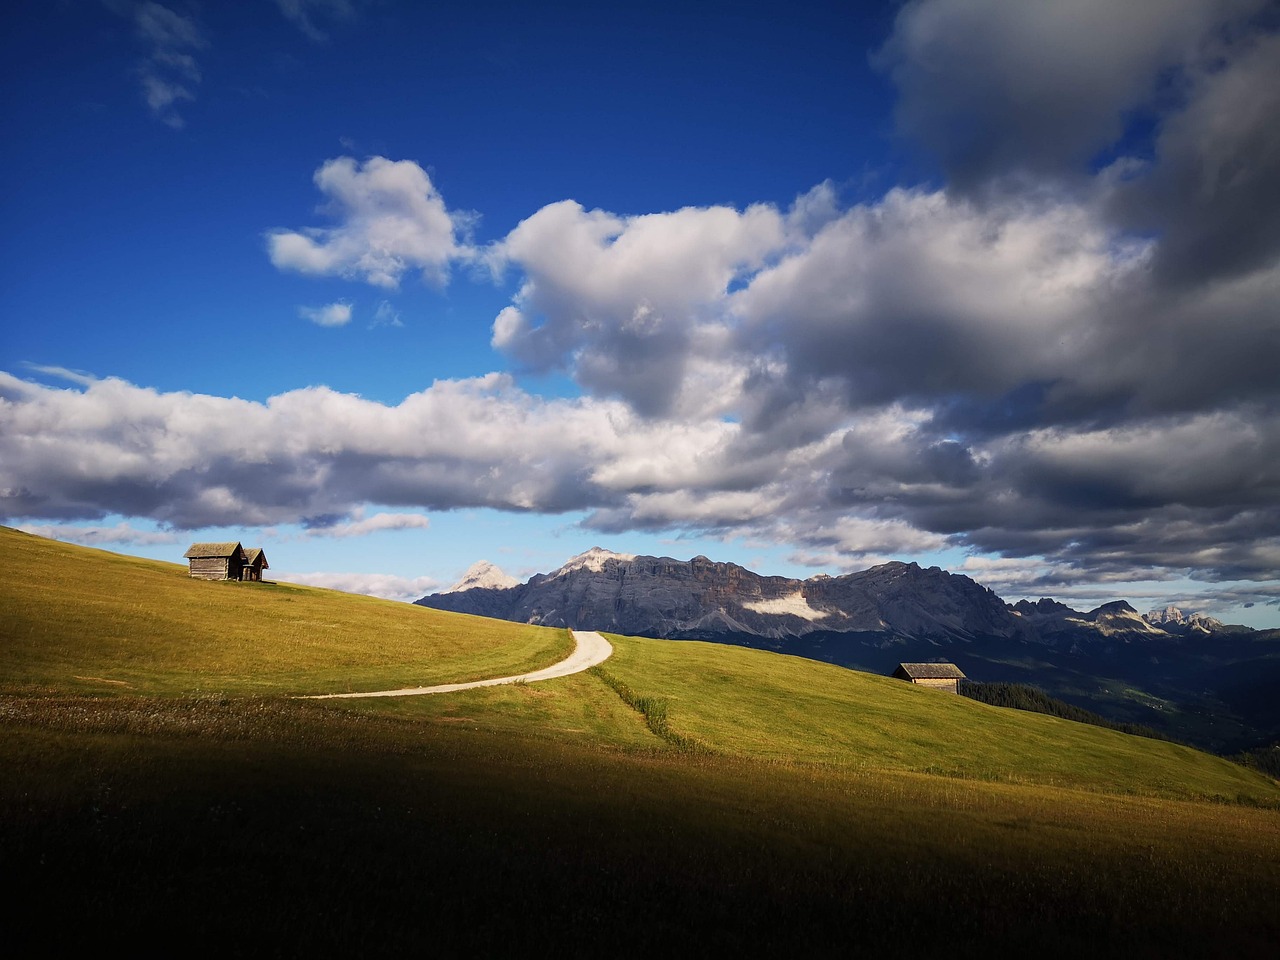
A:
4,354,1278,604
275,570,439,603
130,2,207,129
372,300,402,327
811,516,950,558
303,510,430,538
733,187,1149,408
483,183,1181,427
299,301,353,327
21,363,96,387
0,368,720,527
16,521,180,547
489,197,787,416
268,157,466,289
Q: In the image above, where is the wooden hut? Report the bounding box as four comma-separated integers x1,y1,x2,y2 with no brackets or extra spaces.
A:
242,547,269,582
892,662,966,693
184,542,248,581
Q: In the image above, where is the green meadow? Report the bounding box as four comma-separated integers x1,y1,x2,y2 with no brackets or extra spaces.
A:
3,527,1278,956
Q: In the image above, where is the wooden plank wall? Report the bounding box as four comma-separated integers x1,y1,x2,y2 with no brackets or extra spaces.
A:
913,677,960,693
189,558,231,580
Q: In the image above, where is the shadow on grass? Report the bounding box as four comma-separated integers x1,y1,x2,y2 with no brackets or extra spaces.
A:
3,696,1279,958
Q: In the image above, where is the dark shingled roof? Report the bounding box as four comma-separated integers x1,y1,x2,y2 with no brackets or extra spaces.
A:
184,542,245,559
243,547,269,568
895,662,966,680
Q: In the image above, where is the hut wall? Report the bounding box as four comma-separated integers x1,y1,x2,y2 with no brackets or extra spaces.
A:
189,557,231,580
912,677,959,693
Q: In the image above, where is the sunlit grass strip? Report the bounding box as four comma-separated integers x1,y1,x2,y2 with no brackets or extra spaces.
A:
590,665,711,753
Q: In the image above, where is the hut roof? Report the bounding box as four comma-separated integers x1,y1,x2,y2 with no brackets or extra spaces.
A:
184,541,245,559
895,662,966,680
243,547,269,568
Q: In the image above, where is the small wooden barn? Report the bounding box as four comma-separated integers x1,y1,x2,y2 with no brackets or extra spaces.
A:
184,542,249,581
242,547,269,582
892,662,966,693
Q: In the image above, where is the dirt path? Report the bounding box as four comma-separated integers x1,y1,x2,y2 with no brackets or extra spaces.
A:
300,630,613,700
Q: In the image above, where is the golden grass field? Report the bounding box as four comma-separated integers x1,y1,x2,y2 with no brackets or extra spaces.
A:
0,525,572,695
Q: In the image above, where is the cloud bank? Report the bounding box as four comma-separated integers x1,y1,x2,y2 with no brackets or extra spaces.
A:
9,0,1279,615
274,570,441,603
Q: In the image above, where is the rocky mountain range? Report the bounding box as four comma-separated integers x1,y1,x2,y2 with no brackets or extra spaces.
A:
417,548,1280,753
416,547,1239,646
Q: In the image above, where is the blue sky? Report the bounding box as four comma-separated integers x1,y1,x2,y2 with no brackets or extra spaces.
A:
3,0,1279,627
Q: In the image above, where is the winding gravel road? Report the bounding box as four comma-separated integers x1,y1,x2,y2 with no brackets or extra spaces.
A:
301,630,613,700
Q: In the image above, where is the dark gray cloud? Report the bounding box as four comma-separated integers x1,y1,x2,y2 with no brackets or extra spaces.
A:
1109,31,1280,285
877,0,1267,193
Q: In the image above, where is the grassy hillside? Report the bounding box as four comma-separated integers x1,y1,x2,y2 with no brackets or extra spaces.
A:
3,528,1279,956
348,634,1277,804
599,636,1277,802
0,526,572,695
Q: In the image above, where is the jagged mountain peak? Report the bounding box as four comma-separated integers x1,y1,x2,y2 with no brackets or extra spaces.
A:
1011,598,1076,618
445,560,519,593
1080,599,1168,637
1146,605,1190,625
551,546,637,577
1144,605,1226,633
1094,600,1138,615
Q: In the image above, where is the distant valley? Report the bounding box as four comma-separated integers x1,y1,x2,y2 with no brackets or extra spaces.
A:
418,548,1280,753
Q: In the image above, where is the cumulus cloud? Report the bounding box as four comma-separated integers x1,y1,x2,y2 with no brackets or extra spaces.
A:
301,509,430,538
734,188,1151,415
879,0,1280,295
3,358,1278,607
16,521,180,547
299,301,353,327
275,570,440,603
877,0,1267,192
0,368,701,527
268,157,467,289
475,183,1280,593
128,2,208,128
489,197,787,417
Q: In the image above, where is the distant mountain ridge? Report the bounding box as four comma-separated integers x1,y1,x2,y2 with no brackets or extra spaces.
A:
418,548,1236,645
425,549,1028,641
